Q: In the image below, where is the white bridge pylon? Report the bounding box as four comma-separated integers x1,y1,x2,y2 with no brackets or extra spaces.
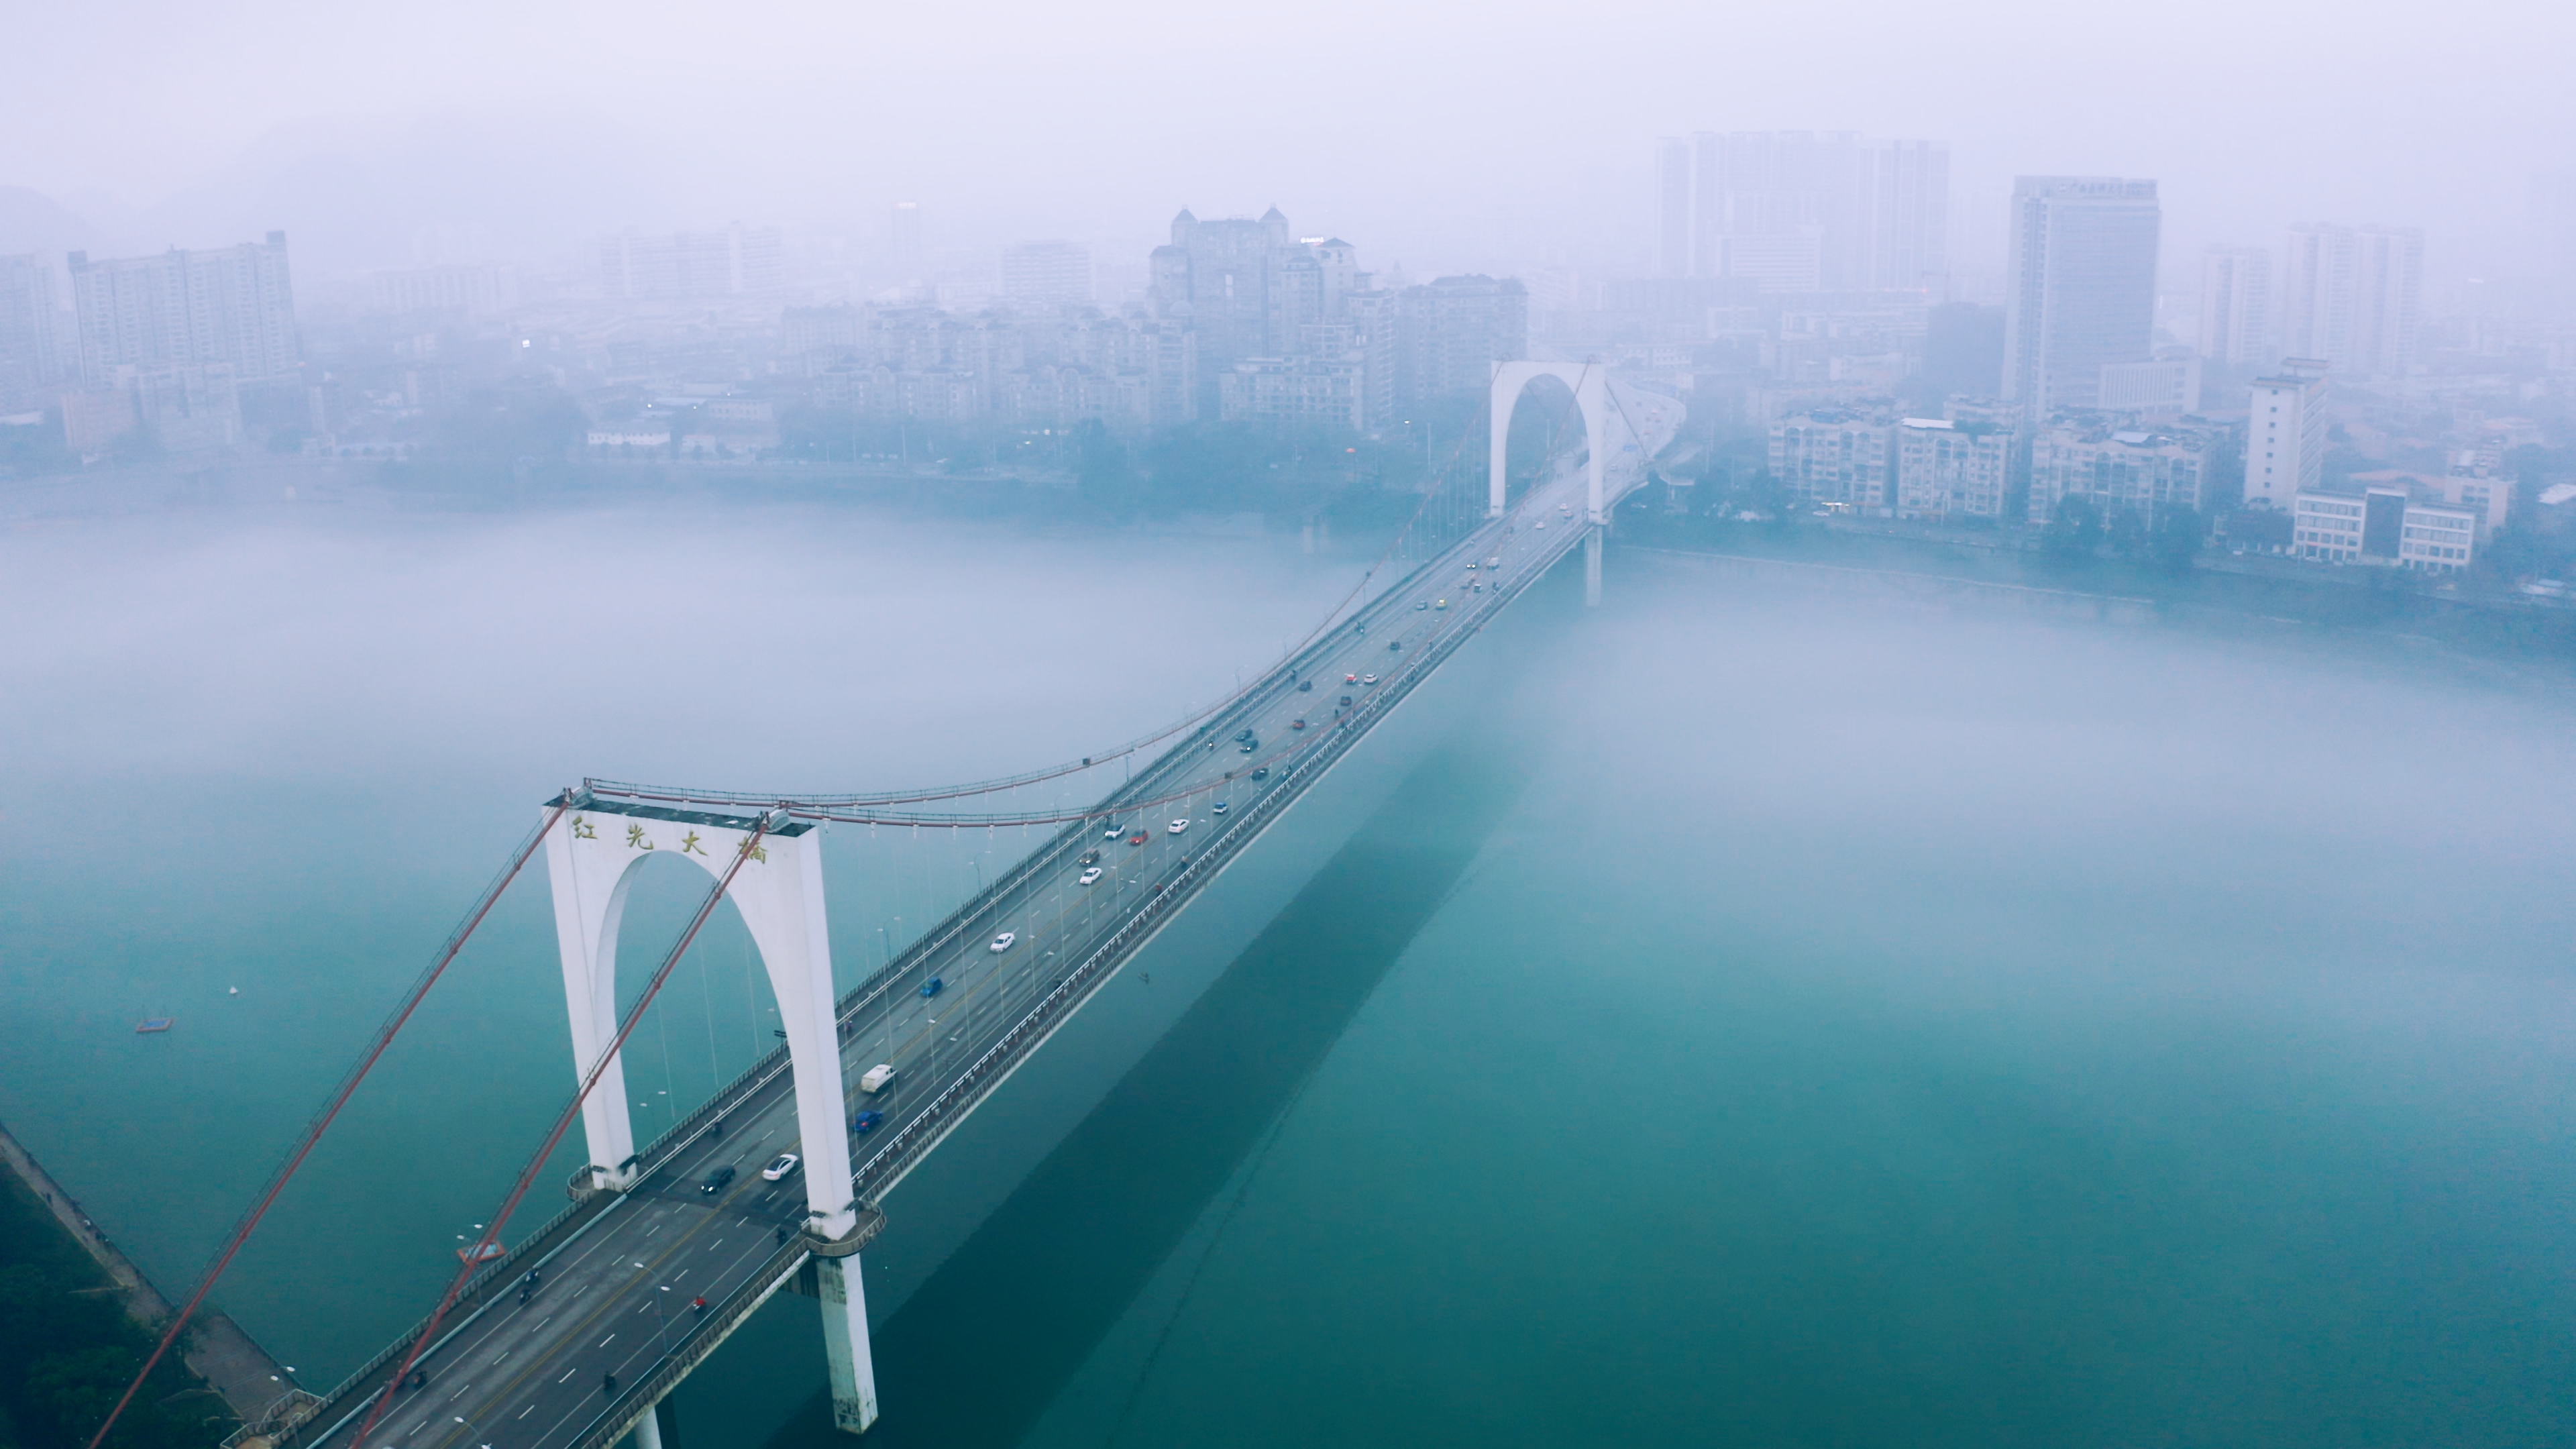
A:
541,800,855,1234
1489,359,1618,525
541,798,879,1433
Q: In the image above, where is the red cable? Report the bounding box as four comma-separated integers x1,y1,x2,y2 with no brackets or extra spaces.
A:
347,816,775,1449
83,798,576,1449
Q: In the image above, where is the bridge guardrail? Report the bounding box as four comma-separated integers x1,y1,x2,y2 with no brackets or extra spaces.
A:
558,1235,812,1449
286,1187,619,1449
288,525,1538,1449
843,519,1585,1206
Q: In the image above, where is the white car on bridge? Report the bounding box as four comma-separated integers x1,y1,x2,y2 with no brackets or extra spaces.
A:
761,1153,799,1181
989,932,1016,952
1167,818,1189,835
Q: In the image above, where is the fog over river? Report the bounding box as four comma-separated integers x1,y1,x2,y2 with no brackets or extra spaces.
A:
6,506,2573,1448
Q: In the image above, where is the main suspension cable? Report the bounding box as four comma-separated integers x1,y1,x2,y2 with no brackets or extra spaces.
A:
587,414,1493,812
347,814,778,1449
81,796,578,1449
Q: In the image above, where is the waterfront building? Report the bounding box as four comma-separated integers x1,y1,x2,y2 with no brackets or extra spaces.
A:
2347,468,2510,539
2245,359,2328,510
2292,484,2475,571
1770,408,1894,510
2027,415,2222,523
1893,416,2010,519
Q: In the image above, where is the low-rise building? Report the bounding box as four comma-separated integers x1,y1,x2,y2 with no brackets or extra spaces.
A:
1893,417,2010,519
2097,356,2202,413
2027,416,2224,524
2347,468,2509,539
2293,483,2478,572
1770,409,1892,510
1218,355,1366,432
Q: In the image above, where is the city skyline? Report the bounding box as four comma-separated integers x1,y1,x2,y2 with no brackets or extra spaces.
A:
3,0,2569,290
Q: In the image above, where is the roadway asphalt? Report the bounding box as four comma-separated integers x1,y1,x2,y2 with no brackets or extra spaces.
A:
337,389,1678,1449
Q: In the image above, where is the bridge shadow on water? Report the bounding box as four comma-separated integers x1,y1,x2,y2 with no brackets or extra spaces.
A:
759,725,1534,1449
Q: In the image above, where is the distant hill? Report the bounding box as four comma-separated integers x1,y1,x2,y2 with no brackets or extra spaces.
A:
0,186,101,261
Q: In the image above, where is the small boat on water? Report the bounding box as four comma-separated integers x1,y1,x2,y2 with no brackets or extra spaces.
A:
135,1018,174,1034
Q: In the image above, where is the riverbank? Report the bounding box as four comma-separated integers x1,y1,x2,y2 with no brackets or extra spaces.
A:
0,1117,302,1446
1616,519,2576,673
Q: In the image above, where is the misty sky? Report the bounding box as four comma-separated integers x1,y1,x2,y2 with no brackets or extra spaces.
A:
9,0,2573,279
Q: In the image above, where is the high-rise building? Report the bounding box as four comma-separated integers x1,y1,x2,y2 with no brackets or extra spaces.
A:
888,203,924,280
368,263,518,317
1151,207,1295,407
2279,223,2421,377
68,232,299,386
0,254,66,404
2245,359,2328,511
1656,138,1694,278
1869,141,1951,294
598,225,783,301
2000,177,2159,417
2198,246,2271,366
1395,275,1527,407
1919,302,2005,400
1002,241,1092,305
1653,132,1948,292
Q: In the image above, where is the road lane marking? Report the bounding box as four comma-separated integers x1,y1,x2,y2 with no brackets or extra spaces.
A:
517,1407,534,1420
597,1334,614,1347
451,525,1523,1449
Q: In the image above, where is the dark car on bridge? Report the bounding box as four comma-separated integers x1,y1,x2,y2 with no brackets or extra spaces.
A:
850,1110,882,1134
701,1166,735,1195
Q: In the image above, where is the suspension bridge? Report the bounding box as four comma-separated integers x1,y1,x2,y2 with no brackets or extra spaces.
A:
115,364,1683,1449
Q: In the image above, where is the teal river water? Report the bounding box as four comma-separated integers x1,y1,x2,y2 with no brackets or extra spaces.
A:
7,504,2575,1447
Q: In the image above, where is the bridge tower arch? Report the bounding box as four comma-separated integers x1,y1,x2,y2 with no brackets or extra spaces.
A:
541,800,879,1433
1489,360,1619,526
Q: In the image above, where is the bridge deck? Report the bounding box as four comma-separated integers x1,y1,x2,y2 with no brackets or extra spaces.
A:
288,386,1678,1449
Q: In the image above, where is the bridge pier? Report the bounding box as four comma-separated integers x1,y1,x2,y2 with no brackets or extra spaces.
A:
814,1256,878,1434
633,1399,668,1449
1584,525,1603,607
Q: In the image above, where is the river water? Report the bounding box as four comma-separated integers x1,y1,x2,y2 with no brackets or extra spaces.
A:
7,504,2575,1447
